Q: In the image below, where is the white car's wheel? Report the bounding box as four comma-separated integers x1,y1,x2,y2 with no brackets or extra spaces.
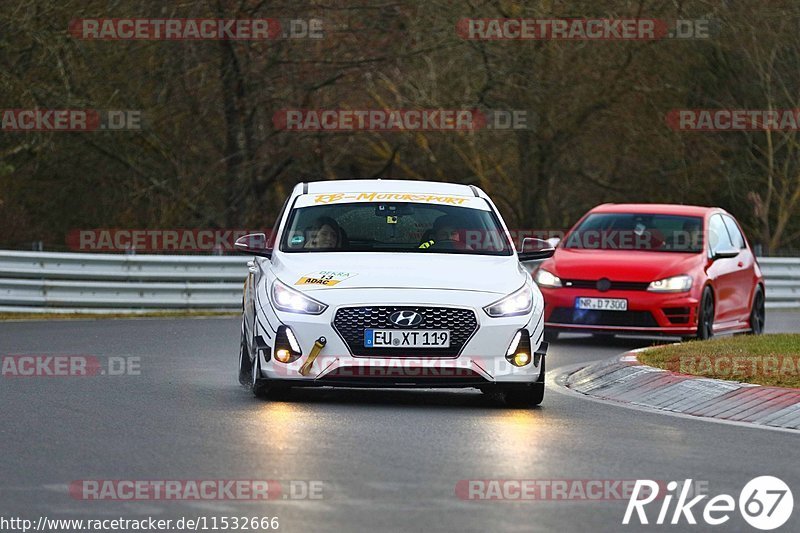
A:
251,346,270,398
249,344,291,400
238,324,252,386
502,358,545,407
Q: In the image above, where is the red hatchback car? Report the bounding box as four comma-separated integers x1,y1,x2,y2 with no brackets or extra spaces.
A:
535,204,765,340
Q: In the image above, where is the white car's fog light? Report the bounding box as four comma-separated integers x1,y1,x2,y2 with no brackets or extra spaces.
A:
275,349,292,363
505,329,532,367
285,327,301,353
513,352,531,367
506,330,522,356
274,325,302,364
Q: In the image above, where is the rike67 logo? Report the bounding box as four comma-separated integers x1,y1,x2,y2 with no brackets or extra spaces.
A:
624,477,793,530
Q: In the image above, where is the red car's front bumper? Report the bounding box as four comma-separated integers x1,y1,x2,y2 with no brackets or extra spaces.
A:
541,287,700,335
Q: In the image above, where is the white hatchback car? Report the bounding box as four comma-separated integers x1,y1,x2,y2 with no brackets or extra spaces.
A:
235,179,554,406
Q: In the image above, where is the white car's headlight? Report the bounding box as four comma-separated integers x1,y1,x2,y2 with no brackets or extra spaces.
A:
270,279,328,314
534,268,562,288
647,275,693,293
483,285,534,317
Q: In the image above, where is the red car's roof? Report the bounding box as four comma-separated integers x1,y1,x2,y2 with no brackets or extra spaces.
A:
588,203,720,217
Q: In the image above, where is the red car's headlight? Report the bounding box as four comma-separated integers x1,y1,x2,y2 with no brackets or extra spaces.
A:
647,275,693,292
534,268,562,288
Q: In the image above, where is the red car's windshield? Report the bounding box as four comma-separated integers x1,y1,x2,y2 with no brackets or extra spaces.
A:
563,213,704,252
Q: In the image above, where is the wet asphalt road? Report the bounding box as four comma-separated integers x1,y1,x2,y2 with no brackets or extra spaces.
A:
0,312,798,532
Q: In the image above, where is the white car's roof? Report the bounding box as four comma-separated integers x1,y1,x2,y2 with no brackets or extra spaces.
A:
298,179,484,198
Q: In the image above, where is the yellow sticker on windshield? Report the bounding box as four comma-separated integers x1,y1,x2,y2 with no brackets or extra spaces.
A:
312,192,470,205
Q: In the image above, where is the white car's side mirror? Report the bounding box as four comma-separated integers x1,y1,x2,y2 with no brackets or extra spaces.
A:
546,237,561,249
518,238,555,262
234,233,273,258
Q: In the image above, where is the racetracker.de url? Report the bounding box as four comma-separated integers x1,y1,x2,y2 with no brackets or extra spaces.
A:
0,516,280,532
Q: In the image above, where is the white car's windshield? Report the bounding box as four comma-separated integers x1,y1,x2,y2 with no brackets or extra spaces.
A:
280,201,513,255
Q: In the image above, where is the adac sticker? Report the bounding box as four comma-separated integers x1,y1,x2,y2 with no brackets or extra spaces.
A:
295,270,356,286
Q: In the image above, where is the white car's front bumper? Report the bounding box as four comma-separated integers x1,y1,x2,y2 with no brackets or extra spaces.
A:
253,287,546,387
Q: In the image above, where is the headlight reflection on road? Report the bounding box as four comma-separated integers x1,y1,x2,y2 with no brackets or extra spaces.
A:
238,402,332,505
479,410,559,469
251,402,299,452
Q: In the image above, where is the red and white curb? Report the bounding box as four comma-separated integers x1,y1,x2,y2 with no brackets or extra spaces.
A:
562,348,800,431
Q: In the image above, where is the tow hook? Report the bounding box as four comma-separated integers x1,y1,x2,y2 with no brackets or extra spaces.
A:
299,336,327,376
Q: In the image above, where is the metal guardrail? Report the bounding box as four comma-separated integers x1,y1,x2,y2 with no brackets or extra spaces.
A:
0,250,797,313
759,257,800,309
0,251,247,313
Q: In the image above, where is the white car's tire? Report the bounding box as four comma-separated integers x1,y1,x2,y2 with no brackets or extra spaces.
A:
251,348,271,399
238,325,252,386
502,358,545,407
249,348,292,400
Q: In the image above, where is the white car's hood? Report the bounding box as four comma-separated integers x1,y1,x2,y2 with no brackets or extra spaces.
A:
270,252,526,295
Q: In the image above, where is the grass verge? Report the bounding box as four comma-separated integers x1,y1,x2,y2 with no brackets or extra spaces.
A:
638,334,800,388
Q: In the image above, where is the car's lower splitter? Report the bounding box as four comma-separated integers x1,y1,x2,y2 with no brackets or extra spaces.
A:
261,376,491,388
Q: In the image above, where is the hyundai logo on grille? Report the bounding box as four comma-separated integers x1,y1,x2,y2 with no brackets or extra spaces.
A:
389,311,423,327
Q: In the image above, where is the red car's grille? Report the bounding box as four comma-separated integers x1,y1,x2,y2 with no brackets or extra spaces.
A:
549,307,658,327
563,279,650,291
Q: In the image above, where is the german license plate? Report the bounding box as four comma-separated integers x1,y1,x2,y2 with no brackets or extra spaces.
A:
576,297,628,311
364,329,450,348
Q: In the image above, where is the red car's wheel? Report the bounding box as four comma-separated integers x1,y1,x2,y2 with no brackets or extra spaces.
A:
748,286,766,335
696,288,715,340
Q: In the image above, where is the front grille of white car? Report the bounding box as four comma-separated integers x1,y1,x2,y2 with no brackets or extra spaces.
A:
332,306,479,357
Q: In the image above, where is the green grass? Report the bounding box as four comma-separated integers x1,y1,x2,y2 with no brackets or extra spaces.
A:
638,334,800,388
0,311,238,321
